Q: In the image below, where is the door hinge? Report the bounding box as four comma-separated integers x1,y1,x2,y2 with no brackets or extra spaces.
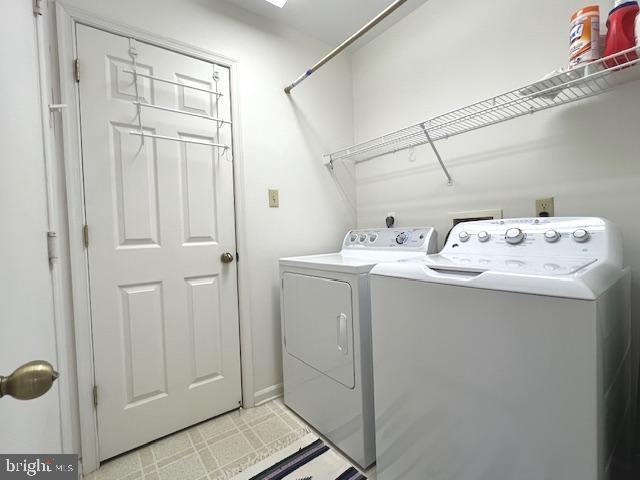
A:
47,231,58,264
74,59,80,82
92,385,98,407
33,0,43,16
83,225,89,248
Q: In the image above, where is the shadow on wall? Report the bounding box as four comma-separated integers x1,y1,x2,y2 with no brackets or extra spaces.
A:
287,96,357,215
356,136,566,185
357,90,636,187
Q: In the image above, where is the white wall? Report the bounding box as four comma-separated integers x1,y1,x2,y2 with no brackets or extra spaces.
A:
353,0,640,451
54,0,355,409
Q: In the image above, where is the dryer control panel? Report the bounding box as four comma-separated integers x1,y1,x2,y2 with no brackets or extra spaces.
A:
343,227,437,253
441,217,622,268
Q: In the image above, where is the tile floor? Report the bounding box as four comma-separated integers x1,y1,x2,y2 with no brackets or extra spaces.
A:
85,399,314,480
84,398,636,480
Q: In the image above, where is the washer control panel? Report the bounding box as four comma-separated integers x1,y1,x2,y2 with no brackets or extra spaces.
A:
442,217,618,265
343,227,437,252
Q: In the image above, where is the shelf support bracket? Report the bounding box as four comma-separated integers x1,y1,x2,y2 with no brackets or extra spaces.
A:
420,123,453,186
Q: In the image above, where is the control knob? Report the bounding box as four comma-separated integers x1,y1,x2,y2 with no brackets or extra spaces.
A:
544,229,561,243
396,232,409,245
359,234,367,243
458,231,470,243
349,234,357,243
573,229,590,243
505,228,525,245
477,231,491,243
369,233,378,243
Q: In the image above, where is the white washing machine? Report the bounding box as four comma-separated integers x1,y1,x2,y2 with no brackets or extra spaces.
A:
280,227,437,469
370,218,632,480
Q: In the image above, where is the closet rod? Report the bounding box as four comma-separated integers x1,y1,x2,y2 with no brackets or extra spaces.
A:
129,131,229,149
284,0,407,94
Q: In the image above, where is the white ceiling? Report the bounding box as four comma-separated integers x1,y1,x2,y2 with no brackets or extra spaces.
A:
221,0,428,46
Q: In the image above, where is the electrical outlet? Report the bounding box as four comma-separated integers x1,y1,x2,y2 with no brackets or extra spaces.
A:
268,189,279,208
536,197,554,217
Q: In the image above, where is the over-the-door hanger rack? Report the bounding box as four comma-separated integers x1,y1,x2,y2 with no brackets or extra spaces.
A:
126,38,231,149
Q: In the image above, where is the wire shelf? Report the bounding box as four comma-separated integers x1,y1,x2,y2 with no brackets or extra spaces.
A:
326,46,640,167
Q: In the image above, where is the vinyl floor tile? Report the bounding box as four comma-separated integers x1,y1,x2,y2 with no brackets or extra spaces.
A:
85,399,311,480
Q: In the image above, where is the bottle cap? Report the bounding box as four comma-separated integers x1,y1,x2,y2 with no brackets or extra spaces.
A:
614,0,638,7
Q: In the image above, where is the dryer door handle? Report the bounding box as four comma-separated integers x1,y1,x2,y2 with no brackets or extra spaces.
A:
337,313,348,355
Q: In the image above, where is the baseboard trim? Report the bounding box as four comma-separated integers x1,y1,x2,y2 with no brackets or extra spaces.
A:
254,383,283,406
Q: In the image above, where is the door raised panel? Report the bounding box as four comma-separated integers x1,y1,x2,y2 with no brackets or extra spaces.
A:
185,276,223,387
108,57,153,104
175,73,214,116
119,282,168,407
111,123,161,248
179,137,218,245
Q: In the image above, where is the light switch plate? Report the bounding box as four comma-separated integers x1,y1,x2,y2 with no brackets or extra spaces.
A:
536,197,554,217
268,189,279,208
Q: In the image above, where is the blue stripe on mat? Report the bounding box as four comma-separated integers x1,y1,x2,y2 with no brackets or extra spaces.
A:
335,466,367,480
248,438,329,480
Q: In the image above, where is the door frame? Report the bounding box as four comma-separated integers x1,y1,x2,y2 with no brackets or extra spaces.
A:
55,3,256,472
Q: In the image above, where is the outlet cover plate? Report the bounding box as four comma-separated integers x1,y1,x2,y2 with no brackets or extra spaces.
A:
536,197,554,217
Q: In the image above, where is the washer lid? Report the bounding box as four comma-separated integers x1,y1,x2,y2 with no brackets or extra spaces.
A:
423,253,598,276
371,257,625,300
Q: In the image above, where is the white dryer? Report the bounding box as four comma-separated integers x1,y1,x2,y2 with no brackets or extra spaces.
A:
370,217,632,480
280,227,437,469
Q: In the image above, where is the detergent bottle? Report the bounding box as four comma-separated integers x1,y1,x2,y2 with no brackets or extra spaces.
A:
603,0,639,67
569,6,601,68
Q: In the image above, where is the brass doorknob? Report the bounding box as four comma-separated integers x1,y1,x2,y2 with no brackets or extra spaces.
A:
221,252,234,264
0,360,59,401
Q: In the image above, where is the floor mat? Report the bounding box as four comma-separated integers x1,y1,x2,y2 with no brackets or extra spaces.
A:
335,467,367,480
233,434,366,480
247,439,329,479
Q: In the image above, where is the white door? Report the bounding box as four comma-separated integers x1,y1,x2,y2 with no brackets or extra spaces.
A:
0,0,61,453
76,25,241,460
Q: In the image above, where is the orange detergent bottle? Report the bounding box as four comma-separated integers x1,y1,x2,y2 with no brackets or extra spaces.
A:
569,6,601,68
